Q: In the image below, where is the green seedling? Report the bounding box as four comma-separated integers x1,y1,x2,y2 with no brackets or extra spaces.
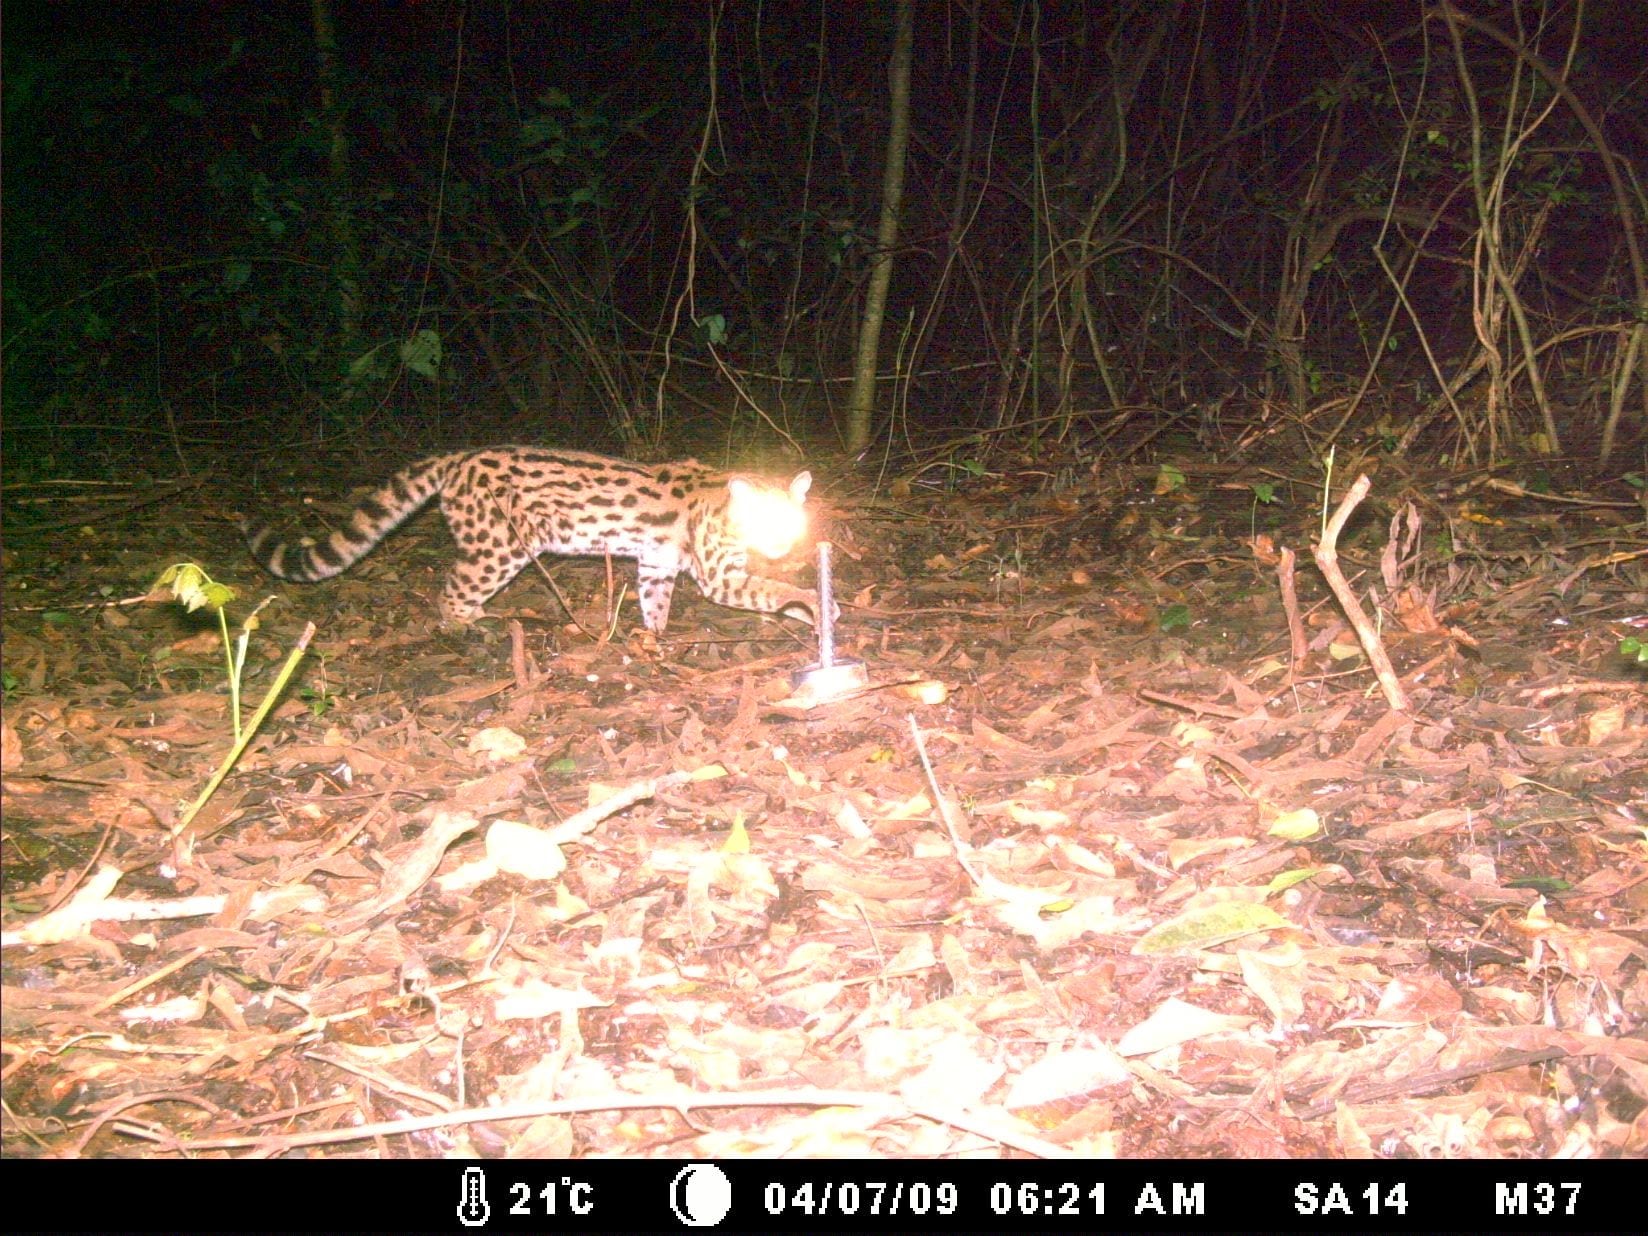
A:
154,562,314,843
298,685,335,719
1249,480,1280,538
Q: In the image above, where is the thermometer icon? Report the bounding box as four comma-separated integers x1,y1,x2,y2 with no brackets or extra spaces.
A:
457,1165,491,1226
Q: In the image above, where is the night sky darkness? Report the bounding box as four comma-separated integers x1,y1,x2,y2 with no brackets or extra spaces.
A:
3,0,1644,458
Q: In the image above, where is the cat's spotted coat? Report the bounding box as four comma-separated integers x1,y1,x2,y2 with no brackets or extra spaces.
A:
244,448,823,631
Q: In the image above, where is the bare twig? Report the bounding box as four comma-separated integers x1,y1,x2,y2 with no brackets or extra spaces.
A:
907,714,984,887
108,1086,1073,1159
1277,545,1309,664
1312,475,1409,711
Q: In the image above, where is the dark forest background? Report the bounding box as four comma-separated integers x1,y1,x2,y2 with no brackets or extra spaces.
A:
3,0,1645,476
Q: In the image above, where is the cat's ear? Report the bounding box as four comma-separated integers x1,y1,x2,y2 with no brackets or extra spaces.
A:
790,471,813,501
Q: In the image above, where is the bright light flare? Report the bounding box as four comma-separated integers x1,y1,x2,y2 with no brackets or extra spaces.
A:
727,471,812,558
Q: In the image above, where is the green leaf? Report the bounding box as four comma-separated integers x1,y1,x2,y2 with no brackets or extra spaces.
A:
1267,866,1329,893
155,562,235,614
1266,807,1321,840
696,313,728,346
399,328,442,379
1158,603,1191,632
199,582,237,612
1154,463,1186,494
1506,876,1571,893
1134,902,1288,954
298,687,335,719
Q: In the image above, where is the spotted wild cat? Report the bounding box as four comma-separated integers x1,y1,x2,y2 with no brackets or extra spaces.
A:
243,448,825,631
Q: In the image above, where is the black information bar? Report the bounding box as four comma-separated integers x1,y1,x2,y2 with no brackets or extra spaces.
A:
13,1157,1620,1232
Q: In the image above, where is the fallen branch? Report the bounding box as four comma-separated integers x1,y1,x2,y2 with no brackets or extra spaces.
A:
96,1085,1075,1159
1312,474,1409,712
1,867,325,948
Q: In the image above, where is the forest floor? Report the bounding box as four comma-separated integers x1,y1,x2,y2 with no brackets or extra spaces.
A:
3,442,1645,1161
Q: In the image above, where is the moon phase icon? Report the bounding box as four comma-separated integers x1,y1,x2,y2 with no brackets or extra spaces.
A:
670,1163,732,1226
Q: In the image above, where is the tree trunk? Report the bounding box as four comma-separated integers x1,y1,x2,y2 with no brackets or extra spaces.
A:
310,0,366,382
843,0,914,454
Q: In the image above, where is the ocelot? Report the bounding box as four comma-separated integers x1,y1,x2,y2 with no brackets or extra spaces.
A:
243,448,826,632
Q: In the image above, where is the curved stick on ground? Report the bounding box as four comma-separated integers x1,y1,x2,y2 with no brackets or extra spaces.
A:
1312,474,1410,713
